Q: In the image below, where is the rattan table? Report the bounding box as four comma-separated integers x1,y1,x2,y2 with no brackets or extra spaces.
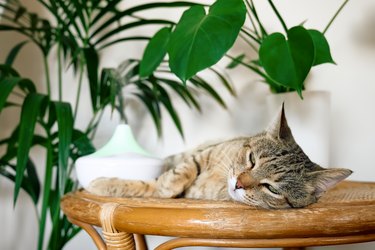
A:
61,181,375,250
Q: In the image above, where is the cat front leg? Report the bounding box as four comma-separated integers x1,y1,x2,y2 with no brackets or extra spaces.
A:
87,178,157,198
153,157,199,198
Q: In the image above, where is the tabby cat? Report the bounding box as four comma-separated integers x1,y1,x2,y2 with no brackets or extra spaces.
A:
87,105,352,209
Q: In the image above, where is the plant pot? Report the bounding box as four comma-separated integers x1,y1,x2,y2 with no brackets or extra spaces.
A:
266,91,331,166
75,124,163,188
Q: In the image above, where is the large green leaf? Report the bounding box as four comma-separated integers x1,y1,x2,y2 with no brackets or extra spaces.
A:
14,93,47,204
259,26,315,96
53,101,73,196
308,29,335,66
168,0,246,82
140,27,172,78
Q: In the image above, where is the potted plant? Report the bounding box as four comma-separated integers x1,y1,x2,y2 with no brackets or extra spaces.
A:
0,0,238,249
141,0,350,166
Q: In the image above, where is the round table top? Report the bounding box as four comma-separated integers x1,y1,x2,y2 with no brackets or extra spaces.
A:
61,181,375,244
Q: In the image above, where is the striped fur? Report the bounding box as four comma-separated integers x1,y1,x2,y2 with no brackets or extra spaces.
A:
87,105,352,209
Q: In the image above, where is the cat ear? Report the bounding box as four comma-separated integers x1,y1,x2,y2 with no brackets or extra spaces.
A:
310,168,353,197
266,103,294,142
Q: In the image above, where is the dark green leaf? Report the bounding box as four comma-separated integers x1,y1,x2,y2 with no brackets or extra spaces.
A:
99,36,150,50
157,77,201,112
14,6,27,22
208,67,235,95
53,101,73,196
94,19,173,46
5,40,28,66
18,78,36,94
154,83,184,138
38,140,54,250
29,13,38,32
0,77,20,114
226,54,245,69
0,64,20,78
140,27,172,77
308,29,335,66
91,2,199,36
259,26,315,96
25,159,40,204
71,129,95,161
189,76,227,108
0,166,39,204
168,0,246,82
83,47,99,111
14,93,48,204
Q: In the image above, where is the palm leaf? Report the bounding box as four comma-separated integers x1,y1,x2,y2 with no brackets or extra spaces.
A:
5,40,29,66
13,93,47,204
53,101,73,196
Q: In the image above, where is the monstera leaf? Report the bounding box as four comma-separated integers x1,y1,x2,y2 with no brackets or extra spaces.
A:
259,26,315,96
167,0,246,83
308,29,335,66
259,26,335,96
140,27,172,78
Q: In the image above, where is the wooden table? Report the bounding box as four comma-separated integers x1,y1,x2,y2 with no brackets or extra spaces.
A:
61,181,375,250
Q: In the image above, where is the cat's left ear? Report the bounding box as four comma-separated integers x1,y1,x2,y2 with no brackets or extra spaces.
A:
266,103,295,142
310,168,353,197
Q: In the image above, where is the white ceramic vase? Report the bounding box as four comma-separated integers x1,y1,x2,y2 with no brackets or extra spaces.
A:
266,91,331,167
75,124,163,188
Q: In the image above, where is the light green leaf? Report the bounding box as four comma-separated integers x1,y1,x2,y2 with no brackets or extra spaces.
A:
168,0,246,82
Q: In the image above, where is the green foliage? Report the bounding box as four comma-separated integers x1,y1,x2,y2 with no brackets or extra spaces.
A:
226,0,349,97
140,0,246,83
259,26,315,97
140,0,348,97
167,0,246,82
0,1,236,249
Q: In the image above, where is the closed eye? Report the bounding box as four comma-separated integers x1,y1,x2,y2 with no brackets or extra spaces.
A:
261,183,281,195
248,152,256,168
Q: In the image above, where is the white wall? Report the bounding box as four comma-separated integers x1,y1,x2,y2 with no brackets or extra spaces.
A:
1,0,375,249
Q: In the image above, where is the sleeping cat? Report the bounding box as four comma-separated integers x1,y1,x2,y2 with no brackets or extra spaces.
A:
87,105,352,209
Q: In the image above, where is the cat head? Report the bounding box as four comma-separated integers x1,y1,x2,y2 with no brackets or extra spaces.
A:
228,104,352,209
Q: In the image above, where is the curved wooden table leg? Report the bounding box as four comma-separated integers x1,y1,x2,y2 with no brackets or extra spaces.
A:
69,217,106,250
134,234,148,250
101,203,136,250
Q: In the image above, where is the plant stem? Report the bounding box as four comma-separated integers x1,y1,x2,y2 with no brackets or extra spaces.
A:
238,33,258,52
43,56,51,98
323,0,350,34
267,0,288,33
37,138,54,250
244,0,261,39
57,41,63,101
225,54,277,85
241,28,261,44
249,0,268,36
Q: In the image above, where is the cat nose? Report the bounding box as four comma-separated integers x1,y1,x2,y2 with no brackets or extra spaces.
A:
235,179,244,189
236,172,258,189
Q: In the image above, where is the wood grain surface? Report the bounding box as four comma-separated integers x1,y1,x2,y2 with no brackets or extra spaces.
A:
61,181,375,248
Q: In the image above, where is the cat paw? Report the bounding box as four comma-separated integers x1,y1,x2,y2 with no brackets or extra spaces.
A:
86,177,119,197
